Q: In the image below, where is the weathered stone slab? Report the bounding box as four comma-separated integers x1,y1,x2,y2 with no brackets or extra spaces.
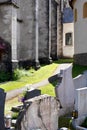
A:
18,95,60,130
75,87,87,117
73,74,87,90
55,64,74,112
0,88,6,130
24,89,41,100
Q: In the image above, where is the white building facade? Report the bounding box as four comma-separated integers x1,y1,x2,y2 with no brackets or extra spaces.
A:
70,0,87,65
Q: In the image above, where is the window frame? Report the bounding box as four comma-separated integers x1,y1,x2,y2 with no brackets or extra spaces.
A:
83,2,87,18
65,32,73,46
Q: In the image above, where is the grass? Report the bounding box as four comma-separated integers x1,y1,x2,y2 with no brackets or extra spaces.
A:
72,64,87,77
5,96,22,115
0,58,75,92
38,80,57,97
59,116,75,130
0,63,58,92
5,81,57,114
4,58,87,114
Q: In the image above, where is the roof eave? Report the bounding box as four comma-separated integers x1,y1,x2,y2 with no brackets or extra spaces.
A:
0,0,19,8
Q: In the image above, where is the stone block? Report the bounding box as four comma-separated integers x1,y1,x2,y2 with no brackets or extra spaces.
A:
17,95,60,130
55,64,74,112
75,87,87,117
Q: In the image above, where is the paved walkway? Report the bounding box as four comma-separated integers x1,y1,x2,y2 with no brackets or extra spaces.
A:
6,63,71,101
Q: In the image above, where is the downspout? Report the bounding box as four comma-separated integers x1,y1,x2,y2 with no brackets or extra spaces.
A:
35,0,40,70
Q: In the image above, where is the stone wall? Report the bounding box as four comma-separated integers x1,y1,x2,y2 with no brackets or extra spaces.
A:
17,95,60,130
17,0,58,63
17,0,35,61
0,4,13,71
0,0,61,70
74,53,87,66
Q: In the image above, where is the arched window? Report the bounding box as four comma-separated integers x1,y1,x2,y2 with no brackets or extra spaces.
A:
74,8,77,22
83,2,87,18
65,32,72,45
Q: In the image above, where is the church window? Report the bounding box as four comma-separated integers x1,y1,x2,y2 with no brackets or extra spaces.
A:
83,2,87,18
65,32,72,45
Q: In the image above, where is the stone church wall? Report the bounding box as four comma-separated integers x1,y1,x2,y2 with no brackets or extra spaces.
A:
0,0,61,70
17,0,36,61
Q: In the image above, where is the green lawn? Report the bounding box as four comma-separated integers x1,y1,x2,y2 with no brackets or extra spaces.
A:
72,64,87,77
1,59,87,92
38,80,57,97
0,63,58,92
5,59,87,114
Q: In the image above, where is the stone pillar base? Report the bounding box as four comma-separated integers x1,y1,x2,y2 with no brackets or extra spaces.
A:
12,60,19,71
34,60,40,70
47,57,53,64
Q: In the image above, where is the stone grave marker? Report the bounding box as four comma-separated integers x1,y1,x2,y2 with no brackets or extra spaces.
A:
0,88,6,130
24,89,41,100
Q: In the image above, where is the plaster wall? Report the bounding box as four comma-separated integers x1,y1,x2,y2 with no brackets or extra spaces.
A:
74,0,87,54
63,22,74,58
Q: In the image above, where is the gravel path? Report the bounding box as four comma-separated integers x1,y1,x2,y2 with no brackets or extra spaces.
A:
6,63,71,101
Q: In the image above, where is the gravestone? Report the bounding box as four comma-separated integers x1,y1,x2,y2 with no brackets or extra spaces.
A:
75,87,87,117
19,95,60,130
0,88,6,130
55,64,74,113
24,89,41,100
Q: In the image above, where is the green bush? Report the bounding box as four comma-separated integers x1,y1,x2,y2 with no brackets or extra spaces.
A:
0,71,11,82
12,112,19,119
12,68,32,80
12,69,21,80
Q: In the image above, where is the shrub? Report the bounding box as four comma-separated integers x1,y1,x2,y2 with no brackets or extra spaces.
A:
0,71,11,82
12,69,21,80
12,68,32,80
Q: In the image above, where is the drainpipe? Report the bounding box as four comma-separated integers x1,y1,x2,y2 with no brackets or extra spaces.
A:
35,0,40,70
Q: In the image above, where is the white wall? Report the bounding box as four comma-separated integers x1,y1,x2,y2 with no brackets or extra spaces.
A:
74,0,87,54
63,23,74,58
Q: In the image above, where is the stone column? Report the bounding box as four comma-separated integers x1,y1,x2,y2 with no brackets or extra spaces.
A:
57,0,63,58
11,5,19,70
48,0,52,63
0,1,19,71
35,0,40,70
